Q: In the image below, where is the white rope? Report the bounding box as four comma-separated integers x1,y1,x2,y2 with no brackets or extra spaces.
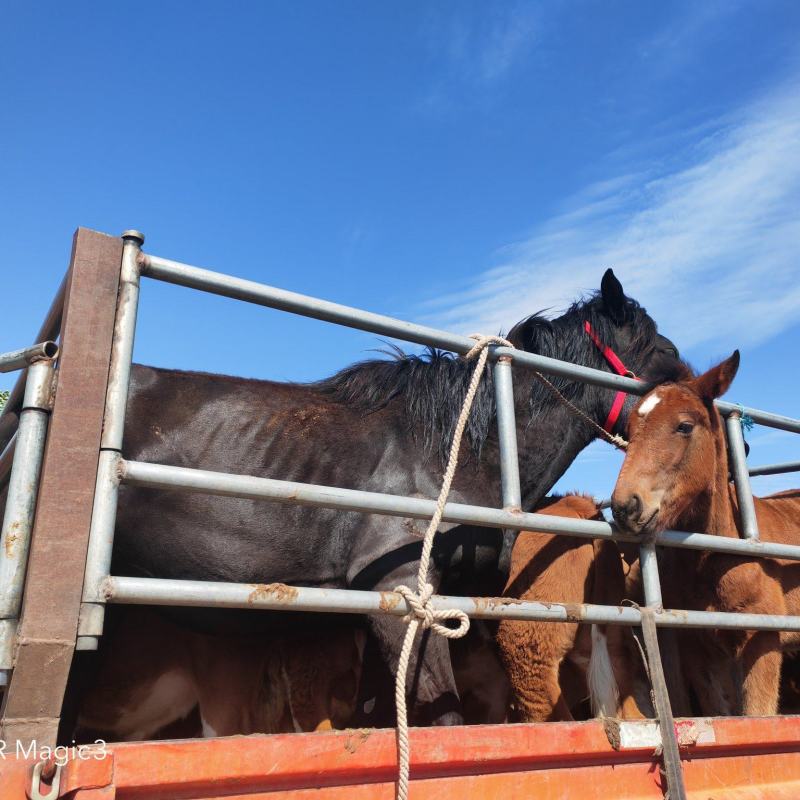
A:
391,333,627,799
393,334,509,800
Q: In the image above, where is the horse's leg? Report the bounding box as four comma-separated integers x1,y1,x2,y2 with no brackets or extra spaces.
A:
514,654,572,722
681,632,739,716
740,630,782,716
450,623,510,724
498,619,574,722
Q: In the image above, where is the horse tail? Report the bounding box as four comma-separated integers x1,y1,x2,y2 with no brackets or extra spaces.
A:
588,624,620,717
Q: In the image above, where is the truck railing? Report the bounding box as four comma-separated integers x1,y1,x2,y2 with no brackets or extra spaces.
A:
1,229,798,785
0,343,58,685
75,232,800,655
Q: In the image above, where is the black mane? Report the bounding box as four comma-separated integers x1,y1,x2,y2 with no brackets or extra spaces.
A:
311,291,663,463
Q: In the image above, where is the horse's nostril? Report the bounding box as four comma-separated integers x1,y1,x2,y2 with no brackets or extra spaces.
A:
611,499,628,523
627,494,642,520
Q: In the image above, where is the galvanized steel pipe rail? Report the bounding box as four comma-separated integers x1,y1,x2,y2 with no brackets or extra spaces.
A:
71,230,800,742
101,575,800,633
0,351,58,685
749,460,800,477
119,457,800,561
0,277,65,453
138,251,800,433
0,342,58,374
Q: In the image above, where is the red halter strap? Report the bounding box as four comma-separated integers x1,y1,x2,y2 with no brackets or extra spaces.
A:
583,321,638,434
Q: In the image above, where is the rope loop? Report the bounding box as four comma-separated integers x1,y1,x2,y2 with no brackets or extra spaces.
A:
394,584,470,638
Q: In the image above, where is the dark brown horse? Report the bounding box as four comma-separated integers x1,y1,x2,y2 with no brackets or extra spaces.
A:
111,270,686,726
612,353,800,715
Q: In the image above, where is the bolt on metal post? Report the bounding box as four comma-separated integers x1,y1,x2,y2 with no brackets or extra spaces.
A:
77,230,144,650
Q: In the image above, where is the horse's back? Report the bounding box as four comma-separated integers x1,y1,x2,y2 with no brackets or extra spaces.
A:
751,488,800,545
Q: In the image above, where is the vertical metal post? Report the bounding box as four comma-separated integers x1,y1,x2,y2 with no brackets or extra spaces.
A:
0,360,55,685
639,538,663,610
726,412,759,540
2,228,123,750
77,230,144,650
493,356,522,510
638,536,687,800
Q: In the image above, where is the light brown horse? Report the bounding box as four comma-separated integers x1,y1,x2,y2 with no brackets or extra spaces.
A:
76,607,366,741
612,352,800,715
497,494,646,722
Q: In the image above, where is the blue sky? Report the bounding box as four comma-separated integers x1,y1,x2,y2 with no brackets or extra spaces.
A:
2,1,798,500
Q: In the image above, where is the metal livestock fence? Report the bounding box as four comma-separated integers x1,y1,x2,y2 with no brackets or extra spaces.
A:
68,231,800,649
0,228,799,764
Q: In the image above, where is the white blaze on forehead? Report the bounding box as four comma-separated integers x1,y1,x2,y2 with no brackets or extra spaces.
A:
638,393,662,418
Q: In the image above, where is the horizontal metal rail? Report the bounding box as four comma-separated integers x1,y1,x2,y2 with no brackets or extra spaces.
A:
140,254,647,394
0,342,58,374
139,252,800,434
715,401,800,434
120,458,800,562
0,276,65,452
103,575,800,632
749,460,800,478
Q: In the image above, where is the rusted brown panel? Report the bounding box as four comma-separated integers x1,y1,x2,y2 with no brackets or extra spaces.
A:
0,639,71,746
0,228,122,744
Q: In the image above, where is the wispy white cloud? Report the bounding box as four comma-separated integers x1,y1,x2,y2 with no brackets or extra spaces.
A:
419,3,538,107
639,1,743,72
478,6,538,83
417,79,800,353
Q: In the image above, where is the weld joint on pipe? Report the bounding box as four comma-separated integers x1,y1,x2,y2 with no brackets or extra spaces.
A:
136,252,151,273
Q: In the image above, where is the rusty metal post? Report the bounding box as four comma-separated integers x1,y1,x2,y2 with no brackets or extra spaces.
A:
77,231,143,650
0,359,56,685
0,229,123,749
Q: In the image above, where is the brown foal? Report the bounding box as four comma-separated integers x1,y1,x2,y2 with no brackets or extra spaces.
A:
612,352,800,715
497,494,645,722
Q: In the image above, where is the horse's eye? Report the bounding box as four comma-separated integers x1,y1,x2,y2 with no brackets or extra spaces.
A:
676,421,694,435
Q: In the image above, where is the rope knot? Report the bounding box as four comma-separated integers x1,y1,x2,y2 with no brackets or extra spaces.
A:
394,583,470,639
465,333,514,361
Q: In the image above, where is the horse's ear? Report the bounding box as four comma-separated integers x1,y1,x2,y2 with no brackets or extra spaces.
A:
690,350,740,402
507,315,537,349
600,268,626,324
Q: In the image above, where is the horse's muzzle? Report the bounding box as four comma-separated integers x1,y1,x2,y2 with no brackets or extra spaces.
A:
611,493,659,535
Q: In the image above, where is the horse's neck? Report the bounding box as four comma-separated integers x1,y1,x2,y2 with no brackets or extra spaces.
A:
677,430,739,539
516,402,596,509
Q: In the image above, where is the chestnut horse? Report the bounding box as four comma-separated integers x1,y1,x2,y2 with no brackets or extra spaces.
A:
497,494,646,721
75,607,366,741
612,352,800,715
